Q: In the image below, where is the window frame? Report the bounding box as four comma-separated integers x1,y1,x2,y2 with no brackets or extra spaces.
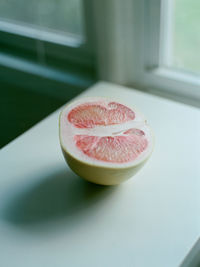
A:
1,0,200,106
134,0,200,101
94,0,200,107
0,0,96,97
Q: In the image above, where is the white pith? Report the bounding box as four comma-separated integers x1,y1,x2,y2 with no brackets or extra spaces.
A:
60,97,154,168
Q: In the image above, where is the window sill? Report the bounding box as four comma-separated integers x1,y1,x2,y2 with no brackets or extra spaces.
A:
1,81,199,267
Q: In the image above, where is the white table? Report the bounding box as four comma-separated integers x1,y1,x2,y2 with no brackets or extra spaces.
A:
0,82,199,267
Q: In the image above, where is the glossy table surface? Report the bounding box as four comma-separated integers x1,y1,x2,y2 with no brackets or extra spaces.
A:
0,82,199,267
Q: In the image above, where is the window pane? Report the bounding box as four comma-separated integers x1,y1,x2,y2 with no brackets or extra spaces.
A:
0,0,84,38
162,0,200,74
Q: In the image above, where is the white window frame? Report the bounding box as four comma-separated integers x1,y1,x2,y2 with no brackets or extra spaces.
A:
1,0,200,105
0,0,96,95
93,0,200,106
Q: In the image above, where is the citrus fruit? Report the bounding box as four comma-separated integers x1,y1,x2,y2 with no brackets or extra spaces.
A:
59,97,154,185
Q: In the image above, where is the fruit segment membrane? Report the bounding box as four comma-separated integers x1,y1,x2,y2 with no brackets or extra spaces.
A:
65,100,149,164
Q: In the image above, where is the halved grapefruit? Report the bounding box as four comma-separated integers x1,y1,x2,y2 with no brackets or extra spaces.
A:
59,97,154,185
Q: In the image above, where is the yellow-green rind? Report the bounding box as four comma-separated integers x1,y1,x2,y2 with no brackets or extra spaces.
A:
60,146,151,185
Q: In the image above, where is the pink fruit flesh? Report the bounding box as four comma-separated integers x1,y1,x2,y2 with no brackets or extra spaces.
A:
67,101,148,164
68,102,135,128
75,130,147,163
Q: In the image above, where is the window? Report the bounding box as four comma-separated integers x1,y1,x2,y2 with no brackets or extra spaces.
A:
133,0,200,104
162,0,200,75
94,0,200,106
0,0,199,106
0,0,96,96
0,0,84,40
